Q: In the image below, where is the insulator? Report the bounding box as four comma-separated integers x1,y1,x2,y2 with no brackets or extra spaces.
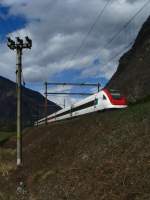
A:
25,36,32,48
16,37,23,45
7,37,15,45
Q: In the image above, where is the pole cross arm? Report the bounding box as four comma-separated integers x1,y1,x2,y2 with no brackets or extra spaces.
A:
46,82,101,87
7,37,32,50
46,92,94,96
16,37,23,45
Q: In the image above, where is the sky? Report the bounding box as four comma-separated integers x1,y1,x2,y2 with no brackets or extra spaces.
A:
0,0,150,106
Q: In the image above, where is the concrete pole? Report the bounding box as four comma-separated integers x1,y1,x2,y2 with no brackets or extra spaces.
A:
7,36,32,167
16,47,22,166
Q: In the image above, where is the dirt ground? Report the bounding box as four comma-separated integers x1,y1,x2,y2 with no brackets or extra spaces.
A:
0,101,150,200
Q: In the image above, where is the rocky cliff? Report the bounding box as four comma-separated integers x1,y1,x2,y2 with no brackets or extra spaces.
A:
107,16,150,102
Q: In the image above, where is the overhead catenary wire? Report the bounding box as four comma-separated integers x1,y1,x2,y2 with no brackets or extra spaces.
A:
104,40,134,66
68,0,150,83
70,0,113,61
3,1,149,94
89,0,150,77
103,0,150,49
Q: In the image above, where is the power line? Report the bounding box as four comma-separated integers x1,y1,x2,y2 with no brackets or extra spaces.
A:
105,41,134,65
90,0,150,76
104,0,150,49
69,0,149,82
71,0,113,61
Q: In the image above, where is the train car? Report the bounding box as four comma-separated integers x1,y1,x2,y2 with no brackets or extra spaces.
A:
35,88,127,126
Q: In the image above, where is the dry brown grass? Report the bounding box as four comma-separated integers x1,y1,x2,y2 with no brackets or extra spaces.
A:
0,101,150,199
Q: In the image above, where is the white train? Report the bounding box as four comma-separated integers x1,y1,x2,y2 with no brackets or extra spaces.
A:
35,88,127,126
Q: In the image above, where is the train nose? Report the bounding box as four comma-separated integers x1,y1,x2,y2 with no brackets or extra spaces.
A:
112,97,127,105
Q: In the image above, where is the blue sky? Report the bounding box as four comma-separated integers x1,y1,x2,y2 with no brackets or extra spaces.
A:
0,0,149,105
0,5,27,41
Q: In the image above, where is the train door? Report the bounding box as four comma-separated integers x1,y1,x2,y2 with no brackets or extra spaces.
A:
94,93,103,110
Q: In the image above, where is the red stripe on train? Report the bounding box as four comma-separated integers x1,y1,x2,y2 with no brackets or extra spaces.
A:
103,88,127,106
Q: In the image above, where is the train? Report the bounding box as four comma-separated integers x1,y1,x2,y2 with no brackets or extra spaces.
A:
35,88,127,126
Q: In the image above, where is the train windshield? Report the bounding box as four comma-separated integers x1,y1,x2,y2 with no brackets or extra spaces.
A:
109,89,122,100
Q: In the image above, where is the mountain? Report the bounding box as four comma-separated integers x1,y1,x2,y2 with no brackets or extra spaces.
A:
107,16,150,102
0,76,61,131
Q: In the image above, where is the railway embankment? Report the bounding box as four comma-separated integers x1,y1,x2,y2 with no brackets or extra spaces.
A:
0,99,150,199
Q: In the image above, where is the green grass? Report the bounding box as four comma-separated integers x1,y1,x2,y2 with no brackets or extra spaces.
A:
0,131,15,144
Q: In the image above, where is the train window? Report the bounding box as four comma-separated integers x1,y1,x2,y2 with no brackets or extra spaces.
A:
109,89,122,100
54,100,95,118
103,95,107,100
94,98,98,105
111,92,121,99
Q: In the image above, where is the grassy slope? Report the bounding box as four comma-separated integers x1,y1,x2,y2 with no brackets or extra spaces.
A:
0,100,150,199
0,131,15,144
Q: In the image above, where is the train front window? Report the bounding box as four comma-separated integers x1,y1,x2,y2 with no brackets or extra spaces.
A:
109,89,122,100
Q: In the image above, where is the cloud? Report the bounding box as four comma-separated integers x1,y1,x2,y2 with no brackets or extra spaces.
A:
38,84,82,107
0,0,149,93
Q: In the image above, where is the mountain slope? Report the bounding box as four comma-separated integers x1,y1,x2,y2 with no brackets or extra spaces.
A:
0,76,60,130
0,100,150,199
107,16,150,102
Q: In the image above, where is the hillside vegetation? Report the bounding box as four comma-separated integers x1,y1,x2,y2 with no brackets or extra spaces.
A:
0,76,60,131
0,100,150,199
